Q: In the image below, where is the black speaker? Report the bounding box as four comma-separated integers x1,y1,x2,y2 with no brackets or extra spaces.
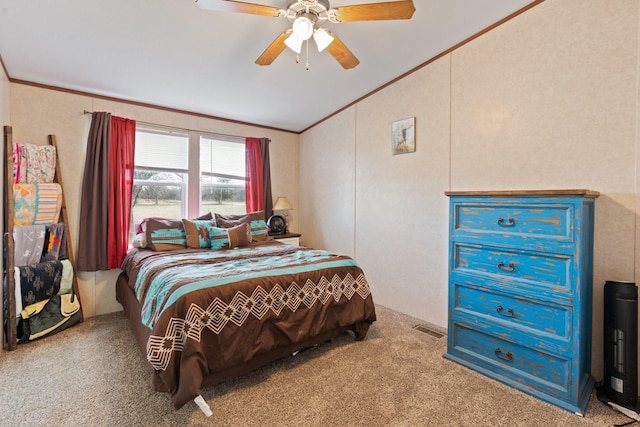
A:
603,280,638,407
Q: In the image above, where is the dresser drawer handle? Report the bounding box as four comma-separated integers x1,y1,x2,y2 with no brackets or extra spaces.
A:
497,217,516,227
496,305,514,317
497,261,515,272
494,348,513,361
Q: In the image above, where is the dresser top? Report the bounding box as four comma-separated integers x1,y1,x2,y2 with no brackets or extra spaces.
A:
445,189,600,198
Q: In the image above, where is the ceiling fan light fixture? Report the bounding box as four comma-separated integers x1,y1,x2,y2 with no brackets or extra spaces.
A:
291,15,314,40
312,28,334,52
284,33,304,53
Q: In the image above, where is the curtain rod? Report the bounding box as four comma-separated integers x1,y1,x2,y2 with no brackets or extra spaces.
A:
82,110,256,141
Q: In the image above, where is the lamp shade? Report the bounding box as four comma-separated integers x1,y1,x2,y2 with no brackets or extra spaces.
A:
313,28,334,52
273,196,293,211
284,33,304,54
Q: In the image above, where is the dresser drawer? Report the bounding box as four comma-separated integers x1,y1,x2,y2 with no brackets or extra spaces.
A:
451,201,573,248
452,284,570,340
449,323,570,398
453,243,571,293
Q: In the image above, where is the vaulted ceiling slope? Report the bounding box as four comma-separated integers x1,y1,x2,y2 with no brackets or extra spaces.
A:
0,1,539,133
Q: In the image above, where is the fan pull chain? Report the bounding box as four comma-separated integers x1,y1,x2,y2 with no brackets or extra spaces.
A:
305,39,310,70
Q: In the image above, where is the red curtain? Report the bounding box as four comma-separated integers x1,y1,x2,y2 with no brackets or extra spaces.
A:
107,116,136,269
245,137,263,213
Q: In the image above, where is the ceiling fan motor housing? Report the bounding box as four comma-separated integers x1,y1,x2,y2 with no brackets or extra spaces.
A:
286,0,331,26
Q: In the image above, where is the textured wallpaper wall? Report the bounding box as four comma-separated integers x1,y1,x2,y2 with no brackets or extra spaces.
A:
299,0,640,380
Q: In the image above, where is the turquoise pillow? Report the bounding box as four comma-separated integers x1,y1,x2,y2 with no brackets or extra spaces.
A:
183,218,215,248
208,223,250,250
208,226,230,251
145,218,187,251
250,219,268,241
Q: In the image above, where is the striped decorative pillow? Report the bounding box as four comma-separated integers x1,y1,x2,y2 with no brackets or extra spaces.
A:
208,223,250,250
208,226,230,251
249,219,269,241
182,219,216,248
215,211,266,242
145,218,187,251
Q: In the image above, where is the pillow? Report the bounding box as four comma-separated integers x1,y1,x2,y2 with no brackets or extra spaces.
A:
249,219,269,242
208,223,250,250
136,212,213,235
215,211,265,242
145,218,187,251
208,226,231,251
135,217,164,235
226,223,250,248
131,233,147,249
215,210,263,224
183,218,216,248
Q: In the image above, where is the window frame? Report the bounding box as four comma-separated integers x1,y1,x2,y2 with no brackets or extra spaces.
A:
132,126,248,232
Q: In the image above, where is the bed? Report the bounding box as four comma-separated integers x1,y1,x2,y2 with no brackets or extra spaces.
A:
116,223,376,411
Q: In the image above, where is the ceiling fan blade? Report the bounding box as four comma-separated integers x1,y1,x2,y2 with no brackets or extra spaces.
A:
195,0,281,17
333,0,416,22
255,32,290,66
325,32,360,69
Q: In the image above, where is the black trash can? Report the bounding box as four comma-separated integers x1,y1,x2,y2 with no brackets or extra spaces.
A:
603,280,638,407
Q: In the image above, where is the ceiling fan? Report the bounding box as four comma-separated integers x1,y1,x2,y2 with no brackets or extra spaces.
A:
195,0,416,69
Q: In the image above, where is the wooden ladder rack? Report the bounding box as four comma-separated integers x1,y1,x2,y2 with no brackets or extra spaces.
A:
3,125,82,351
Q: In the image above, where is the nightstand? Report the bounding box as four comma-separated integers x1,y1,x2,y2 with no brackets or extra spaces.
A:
270,233,301,245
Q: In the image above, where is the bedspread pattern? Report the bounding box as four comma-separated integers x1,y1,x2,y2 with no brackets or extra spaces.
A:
147,271,369,370
121,241,376,409
129,244,366,329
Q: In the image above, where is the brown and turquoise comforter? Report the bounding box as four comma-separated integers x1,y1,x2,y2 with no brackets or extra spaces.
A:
119,240,376,409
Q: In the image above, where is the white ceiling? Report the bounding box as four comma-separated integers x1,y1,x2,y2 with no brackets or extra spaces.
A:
0,0,538,133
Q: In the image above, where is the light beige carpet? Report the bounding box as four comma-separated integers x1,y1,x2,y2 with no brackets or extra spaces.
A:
0,305,631,426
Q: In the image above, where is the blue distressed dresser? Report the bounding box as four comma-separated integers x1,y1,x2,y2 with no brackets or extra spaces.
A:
444,190,599,414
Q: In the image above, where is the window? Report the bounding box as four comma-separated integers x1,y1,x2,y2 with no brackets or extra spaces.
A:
200,135,246,217
131,126,247,241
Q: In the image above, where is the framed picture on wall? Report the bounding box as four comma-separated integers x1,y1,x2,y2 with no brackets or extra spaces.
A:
391,117,415,155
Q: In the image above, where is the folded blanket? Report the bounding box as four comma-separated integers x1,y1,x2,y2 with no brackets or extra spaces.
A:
2,272,23,324
13,267,23,317
42,223,66,261
13,183,63,226
12,143,57,184
13,225,46,266
20,294,81,342
11,261,73,322
18,260,62,307
23,143,56,184
58,259,74,296
13,142,26,184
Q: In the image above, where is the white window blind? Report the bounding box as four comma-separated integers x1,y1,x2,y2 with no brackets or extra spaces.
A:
135,128,189,173
200,136,245,179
